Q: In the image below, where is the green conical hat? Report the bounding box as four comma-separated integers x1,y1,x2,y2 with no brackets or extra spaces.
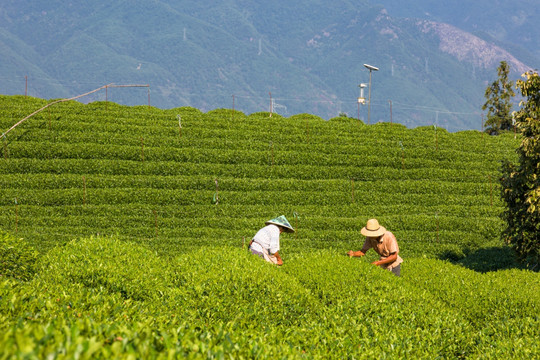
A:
265,215,295,233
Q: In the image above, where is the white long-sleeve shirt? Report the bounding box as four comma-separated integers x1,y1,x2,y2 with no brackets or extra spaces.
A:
251,224,280,255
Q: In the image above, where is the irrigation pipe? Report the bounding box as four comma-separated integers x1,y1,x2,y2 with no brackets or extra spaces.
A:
0,83,149,140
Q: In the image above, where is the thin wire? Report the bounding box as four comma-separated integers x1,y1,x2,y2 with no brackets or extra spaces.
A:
0,84,155,140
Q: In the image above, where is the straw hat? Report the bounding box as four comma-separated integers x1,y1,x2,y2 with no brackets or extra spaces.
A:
361,218,386,237
265,215,295,233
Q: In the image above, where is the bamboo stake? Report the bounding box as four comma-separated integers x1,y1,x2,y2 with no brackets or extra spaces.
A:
434,124,438,151
214,178,219,205
82,176,87,206
14,198,18,233
269,92,272,117
489,175,493,207
177,115,182,138
153,210,158,238
436,212,439,242
294,212,299,241
399,141,405,170
140,137,144,162
270,142,274,166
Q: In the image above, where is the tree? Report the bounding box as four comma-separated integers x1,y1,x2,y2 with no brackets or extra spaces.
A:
500,70,540,269
482,61,516,134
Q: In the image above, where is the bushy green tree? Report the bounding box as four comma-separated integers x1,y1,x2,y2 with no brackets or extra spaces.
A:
482,61,516,133
500,70,540,268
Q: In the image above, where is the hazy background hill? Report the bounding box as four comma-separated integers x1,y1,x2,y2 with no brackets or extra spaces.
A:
377,0,540,62
0,0,538,131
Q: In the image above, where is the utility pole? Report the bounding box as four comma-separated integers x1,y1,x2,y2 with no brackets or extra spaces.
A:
364,64,379,125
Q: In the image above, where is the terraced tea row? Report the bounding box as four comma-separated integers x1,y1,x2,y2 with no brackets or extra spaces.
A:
0,95,516,261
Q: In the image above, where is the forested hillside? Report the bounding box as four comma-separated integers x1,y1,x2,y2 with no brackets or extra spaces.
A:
0,0,537,131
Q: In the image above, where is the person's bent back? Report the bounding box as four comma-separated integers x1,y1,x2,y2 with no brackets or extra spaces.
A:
249,215,295,265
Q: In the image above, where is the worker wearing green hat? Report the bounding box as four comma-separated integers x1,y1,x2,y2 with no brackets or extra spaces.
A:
249,215,295,265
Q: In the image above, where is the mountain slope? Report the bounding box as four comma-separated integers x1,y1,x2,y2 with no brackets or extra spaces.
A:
0,0,537,131
376,0,540,60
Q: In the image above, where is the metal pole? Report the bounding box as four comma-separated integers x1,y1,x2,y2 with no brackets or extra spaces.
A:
367,70,372,125
364,64,378,125
269,92,273,117
1,83,114,141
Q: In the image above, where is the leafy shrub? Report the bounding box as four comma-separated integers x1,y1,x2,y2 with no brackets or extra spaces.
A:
3,244,537,359
248,111,284,119
288,113,325,122
329,115,363,125
0,231,38,281
38,236,177,301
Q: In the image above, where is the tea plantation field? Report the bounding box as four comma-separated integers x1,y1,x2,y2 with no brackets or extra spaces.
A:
1,95,538,358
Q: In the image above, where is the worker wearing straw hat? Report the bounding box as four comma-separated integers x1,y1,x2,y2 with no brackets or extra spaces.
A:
347,218,403,276
249,215,295,266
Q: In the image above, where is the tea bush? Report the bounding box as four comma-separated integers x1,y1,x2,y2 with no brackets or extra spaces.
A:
0,231,38,281
1,237,537,358
0,95,537,358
